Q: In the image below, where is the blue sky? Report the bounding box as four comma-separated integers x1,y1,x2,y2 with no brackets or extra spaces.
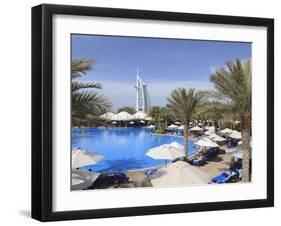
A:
72,34,251,111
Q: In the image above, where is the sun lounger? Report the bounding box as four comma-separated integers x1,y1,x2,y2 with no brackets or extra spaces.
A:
114,173,129,184
189,158,207,166
92,173,129,187
144,169,158,176
202,148,218,159
227,140,238,148
212,170,239,183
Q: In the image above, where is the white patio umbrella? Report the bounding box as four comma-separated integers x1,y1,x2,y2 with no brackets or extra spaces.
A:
72,149,104,168
207,126,215,132
208,133,226,142
225,141,245,153
71,170,100,190
149,161,211,187
177,125,184,130
100,112,116,120
147,124,156,128
116,111,133,121
195,137,219,148
129,121,135,125
140,120,145,123
146,144,185,162
204,126,210,130
204,130,214,136
133,111,147,120
174,121,181,125
112,121,118,124
190,126,203,132
226,142,252,158
167,124,178,129
219,128,233,135
145,116,153,121
170,142,184,151
229,130,242,139
204,126,215,135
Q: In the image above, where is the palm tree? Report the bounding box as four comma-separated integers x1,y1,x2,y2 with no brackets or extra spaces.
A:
159,107,173,129
167,88,203,159
149,106,173,130
72,59,111,127
148,106,162,129
210,59,251,182
195,101,233,133
117,106,136,114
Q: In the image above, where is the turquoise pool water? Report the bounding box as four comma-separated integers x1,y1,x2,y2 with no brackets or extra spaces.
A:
72,128,199,172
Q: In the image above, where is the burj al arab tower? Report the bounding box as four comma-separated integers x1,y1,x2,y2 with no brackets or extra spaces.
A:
134,69,151,113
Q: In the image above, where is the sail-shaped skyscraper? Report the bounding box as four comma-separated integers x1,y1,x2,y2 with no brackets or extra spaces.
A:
134,69,151,113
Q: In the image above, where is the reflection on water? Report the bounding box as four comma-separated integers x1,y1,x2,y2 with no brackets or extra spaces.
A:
72,128,198,173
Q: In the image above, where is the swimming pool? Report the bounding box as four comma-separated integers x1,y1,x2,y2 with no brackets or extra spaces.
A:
72,128,199,172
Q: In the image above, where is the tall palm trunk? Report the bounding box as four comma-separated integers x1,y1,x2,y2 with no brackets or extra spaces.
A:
214,119,218,134
157,119,161,130
210,60,252,182
183,124,189,159
167,88,202,160
241,120,251,182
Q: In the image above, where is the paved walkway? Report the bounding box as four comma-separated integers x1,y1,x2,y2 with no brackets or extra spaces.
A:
199,153,232,177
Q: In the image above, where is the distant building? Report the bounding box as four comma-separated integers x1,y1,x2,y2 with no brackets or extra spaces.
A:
134,69,151,113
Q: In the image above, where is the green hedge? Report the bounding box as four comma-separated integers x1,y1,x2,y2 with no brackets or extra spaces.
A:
154,129,166,134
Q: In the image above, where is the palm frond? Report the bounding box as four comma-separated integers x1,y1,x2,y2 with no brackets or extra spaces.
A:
210,59,251,119
72,91,111,114
167,88,202,123
71,58,113,127
72,59,96,79
72,81,102,92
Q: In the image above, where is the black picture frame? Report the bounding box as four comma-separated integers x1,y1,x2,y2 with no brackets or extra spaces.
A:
32,4,274,222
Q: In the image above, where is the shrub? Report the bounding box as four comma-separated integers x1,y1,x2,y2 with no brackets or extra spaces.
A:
154,129,166,134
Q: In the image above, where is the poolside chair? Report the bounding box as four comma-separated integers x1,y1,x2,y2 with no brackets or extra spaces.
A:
191,159,205,166
91,174,115,188
227,140,238,148
189,158,207,166
144,169,158,176
114,173,129,184
212,170,239,183
202,148,218,159
199,155,209,162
